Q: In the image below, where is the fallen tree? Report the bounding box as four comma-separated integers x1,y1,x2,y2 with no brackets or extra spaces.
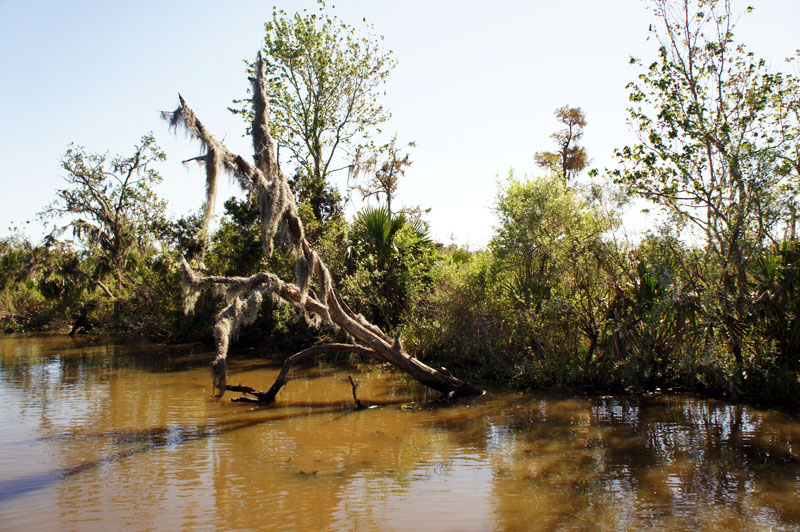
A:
164,54,484,403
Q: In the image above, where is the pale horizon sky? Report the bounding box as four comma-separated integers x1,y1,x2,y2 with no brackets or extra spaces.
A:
1,0,798,249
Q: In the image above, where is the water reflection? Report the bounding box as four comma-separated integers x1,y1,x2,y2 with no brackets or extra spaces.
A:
1,334,799,531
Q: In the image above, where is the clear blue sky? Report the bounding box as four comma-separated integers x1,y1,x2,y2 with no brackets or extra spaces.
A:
1,0,798,248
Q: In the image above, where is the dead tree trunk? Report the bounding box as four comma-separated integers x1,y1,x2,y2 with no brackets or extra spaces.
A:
164,53,483,403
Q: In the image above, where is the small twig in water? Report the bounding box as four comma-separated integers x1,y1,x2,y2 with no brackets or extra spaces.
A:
348,375,366,410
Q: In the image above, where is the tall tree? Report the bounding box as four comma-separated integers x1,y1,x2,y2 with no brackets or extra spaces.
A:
232,2,395,224
40,134,166,279
166,54,482,402
613,0,800,370
535,105,589,184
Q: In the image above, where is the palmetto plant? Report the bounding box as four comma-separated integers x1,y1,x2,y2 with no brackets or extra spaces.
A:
753,241,800,368
353,206,406,270
347,206,436,328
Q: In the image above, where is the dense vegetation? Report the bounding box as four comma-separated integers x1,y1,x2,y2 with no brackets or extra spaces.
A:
1,0,798,406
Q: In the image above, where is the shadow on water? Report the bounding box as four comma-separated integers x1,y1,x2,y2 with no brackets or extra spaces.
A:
0,403,363,504
0,384,468,505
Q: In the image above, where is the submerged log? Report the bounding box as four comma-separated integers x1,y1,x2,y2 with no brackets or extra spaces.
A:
227,344,379,403
165,53,484,403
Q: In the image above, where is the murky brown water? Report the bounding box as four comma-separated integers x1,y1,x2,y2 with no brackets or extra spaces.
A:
1,334,799,531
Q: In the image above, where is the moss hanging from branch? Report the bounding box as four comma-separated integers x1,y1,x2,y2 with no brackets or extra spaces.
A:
166,53,484,402
202,146,220,246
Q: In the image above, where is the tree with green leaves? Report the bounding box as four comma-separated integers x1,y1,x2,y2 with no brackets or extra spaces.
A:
491,174,614,359
233,1,395,224
613,0,800,372
534,105,589,184
40,134,167,285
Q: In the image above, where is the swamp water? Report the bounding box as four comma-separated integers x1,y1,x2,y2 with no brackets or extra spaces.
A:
1,334,799,532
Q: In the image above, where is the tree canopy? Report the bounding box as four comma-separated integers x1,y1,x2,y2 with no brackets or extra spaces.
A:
233,1,395,224
39,134,166,275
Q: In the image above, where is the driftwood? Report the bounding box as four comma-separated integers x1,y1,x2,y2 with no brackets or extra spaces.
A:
165,53,484,404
